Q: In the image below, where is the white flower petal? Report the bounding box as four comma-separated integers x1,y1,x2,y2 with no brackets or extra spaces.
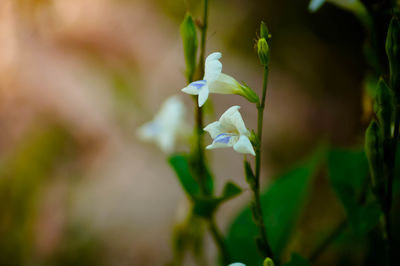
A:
157,131,175,153
206,134,238,149
203,121,224,139
233,135,255,155
137,95,188,153
208,73,241,94
219,106,250,136
137,121,159,140
228,263,246,266
198,84,209,107
204,52,222,83
308,0,325,11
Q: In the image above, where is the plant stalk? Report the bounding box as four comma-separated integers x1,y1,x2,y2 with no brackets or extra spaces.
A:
251,66,274,260
194,0,231,263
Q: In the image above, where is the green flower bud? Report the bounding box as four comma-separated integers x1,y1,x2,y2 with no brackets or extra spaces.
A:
263,258,275,266
257,38,270,66
260,21,271,40
180,13,198,82
365,120,385,199
374,78,394,138
386,16,400,96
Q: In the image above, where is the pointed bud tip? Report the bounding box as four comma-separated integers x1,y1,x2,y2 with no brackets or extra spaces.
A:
257,38,270,66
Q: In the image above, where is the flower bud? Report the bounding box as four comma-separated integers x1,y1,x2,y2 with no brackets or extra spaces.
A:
257,38,270,66
374,78,394,138
365,120,385,199
386,16,400,96
260,21,271,40
263,258,275,266
180,13,198,82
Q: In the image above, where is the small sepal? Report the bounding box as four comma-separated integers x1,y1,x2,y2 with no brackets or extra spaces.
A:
263,257,275,266
239,83,260,103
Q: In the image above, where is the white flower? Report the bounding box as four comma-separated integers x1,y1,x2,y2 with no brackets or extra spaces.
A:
182,52,243,107
228,263,246,266
204,106,255,156
309,0,359,12
137,95,189,153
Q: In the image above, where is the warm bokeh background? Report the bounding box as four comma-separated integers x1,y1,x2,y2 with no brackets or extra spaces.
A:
0,0,369,265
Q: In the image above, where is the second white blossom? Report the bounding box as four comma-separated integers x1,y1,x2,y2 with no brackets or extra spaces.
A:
204,106,255,156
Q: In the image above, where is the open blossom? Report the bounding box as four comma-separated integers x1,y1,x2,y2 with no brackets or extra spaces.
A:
309,0,359,11
137,95,189,153
204,106,255,156
182,52,245,107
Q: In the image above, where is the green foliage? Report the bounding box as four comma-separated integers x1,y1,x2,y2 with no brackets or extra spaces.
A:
169,154,201,198
192,182,242,218
169,154,241,218
180,13,198,82
283,253,310,266
327,149,382,236
227,151,321,265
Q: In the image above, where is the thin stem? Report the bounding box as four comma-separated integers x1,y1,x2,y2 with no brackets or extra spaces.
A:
309,219,347,263
194,0,208,192
198,0,208,77
208,216,231,265
251,66,274,259
194,0,231,263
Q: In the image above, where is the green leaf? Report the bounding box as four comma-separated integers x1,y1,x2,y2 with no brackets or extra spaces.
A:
193,181,242,218
227,151,321,265
327,149,381,236
284,253,310,266
222,182,242,200
168,154,200,198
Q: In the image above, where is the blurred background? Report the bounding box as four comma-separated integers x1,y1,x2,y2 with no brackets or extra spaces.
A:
0,0,370,265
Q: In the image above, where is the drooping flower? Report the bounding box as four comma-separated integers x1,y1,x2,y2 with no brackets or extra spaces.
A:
137,95,189,153
204,106,255,156
182,52,258,107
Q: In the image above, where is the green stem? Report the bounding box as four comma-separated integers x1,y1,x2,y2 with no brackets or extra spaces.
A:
208,216,231,265
194,0,231,263
251,66,274,260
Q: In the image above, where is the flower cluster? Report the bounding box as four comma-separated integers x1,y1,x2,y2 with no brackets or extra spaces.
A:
139,52,256,156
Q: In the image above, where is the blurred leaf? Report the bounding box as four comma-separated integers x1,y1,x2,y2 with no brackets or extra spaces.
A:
283,253,310,266
227,150,322,265
168,154,200,198
222,182,242,199
193,181,242,218
327,149,381,236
